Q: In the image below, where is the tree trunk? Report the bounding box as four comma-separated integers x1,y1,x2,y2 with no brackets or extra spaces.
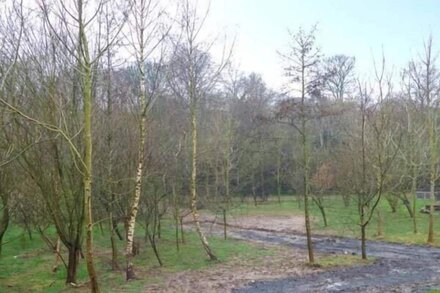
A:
126,135,145,279
412,172,418,234
385,195,398,213
52,237,61,273
81,38,100,293
223,208,227,240
157,216,161,239
0,196,9,256
83,76,100,293
126,48,147,280
317,202,327,227
342,194,350,207
428,168,435,244
146,228,162,266
109,211,119,270
304,181,314,263
259,138,266,201
99,222,104,235
361,224,367,260
403,199,414,219
376,209,383,237
175,214,180,251
180,217,185,244
66,245,80,284
277,141,282,204
205,168,210,198
301,77,314,263
113,221,123,241
190,105,217,261
428,109,436,244
252,172,257,206
172,184,180,251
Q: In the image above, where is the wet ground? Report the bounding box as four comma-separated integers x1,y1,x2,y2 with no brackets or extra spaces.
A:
229,229,440,292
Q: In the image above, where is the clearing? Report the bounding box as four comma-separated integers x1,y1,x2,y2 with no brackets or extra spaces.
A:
180,212,440,292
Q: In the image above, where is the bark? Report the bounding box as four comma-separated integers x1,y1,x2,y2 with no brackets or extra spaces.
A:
385,194,398,213
0,195,9,256
126,31,148,279
301,59,314,264
361,224,367,260
175,213,180,251
146,227,162,266
83,65,99,293
214,153,219,197
428,181,435,244
157,216,161,239
359,93,368,260
252,172,257,206
79,5,100,290
113,221,123,241
179,216,185,244
316,200,327,227
397,191,413,219
303,145,314,263
402,198,414,219
259,138,266,201
66,245,80,284
52,237,61,273
172,183,180,251
222,208,227,240
412,174,418,234
428,111,435,244
126,114,146,280
109,212,119,270
311,195,327,227
277,144,282,204
190,104,217,261
376,209,383,237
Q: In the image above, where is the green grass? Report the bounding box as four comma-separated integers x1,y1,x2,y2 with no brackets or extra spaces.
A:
0,221,273,292
2,195,433,291
317,254,375,268
229,195,440,246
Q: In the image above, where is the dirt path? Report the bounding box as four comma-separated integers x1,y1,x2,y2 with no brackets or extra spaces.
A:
143,216,314,293
229,229,440,292
148,215,440,292
184,214,306,234
143,244,317,293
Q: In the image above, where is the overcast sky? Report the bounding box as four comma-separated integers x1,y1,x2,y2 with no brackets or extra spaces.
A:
195,0,440,91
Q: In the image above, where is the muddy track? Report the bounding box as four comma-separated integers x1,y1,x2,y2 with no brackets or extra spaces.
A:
225,228,440,292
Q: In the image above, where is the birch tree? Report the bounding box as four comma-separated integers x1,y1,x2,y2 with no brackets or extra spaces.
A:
167,0,231,261
124,0,167,280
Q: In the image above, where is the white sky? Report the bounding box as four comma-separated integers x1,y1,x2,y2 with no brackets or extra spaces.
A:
193,0,440,91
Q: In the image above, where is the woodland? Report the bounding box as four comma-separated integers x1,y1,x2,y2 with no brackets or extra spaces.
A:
1,0,440,292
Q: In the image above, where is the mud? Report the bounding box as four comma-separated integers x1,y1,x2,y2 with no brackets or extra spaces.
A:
184,214,306,234
143,241,318,293
229,229,440,292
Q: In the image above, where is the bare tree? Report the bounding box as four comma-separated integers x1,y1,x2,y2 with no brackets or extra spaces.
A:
124,0,167,280
407,36,440,243
322,55,356,101
278,25,321,264
167,0,232,261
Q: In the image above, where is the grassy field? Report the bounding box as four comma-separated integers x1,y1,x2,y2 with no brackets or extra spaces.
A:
229,194,440,246
0,221,274,292
1,194,434,292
